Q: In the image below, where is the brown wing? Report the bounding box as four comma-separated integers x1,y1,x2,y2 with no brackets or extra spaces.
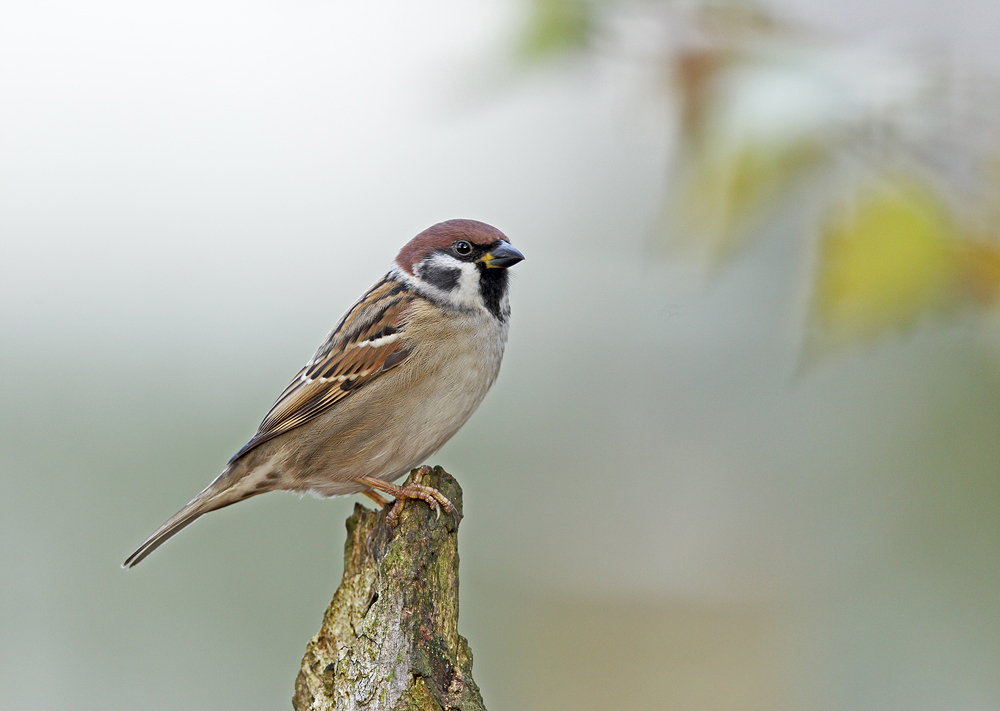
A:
228,278,415,463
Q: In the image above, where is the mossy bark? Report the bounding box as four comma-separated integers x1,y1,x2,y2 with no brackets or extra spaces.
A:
293,467,485,711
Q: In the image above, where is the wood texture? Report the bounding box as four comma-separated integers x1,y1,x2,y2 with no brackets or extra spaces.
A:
293,467,485,711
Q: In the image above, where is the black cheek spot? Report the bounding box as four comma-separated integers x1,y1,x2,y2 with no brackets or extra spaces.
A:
422,263,461,292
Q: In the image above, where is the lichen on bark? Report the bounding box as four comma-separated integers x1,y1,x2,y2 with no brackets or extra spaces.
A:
293,467,485,711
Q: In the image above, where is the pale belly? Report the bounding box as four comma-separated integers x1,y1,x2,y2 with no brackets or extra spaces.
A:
252,311,505,498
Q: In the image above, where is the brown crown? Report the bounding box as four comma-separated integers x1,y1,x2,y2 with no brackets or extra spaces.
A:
395,219,509,275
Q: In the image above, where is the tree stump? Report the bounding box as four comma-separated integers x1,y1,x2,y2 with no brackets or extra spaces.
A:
293,467,486,711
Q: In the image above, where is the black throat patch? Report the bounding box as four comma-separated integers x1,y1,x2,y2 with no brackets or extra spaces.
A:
478,265,509,321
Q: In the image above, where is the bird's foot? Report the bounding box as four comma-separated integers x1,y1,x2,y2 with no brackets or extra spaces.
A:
355,469,456,527
386,483,455,526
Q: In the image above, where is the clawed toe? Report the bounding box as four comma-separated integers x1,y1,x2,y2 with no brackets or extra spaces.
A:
355,473,455,526
385,483,455,526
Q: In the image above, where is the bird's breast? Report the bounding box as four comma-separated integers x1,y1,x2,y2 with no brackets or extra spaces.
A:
276,305,507,495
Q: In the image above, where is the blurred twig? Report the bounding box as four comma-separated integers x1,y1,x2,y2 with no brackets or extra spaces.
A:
293,467,485,711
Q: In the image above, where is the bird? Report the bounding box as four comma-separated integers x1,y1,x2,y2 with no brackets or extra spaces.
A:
123,219,523,568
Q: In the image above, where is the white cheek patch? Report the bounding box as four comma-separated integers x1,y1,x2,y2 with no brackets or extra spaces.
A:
410,253,486,311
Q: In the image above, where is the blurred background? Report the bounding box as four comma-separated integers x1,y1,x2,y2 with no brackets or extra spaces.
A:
2,0,999,709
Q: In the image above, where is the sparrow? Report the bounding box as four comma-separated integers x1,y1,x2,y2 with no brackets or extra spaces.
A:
123,219,523,568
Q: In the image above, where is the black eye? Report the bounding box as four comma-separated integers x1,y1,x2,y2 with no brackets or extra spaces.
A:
453,240,473,257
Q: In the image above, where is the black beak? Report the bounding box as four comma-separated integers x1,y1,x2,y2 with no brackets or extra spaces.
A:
479,240,525,269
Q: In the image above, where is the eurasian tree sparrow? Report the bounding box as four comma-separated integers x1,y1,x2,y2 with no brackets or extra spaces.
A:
123,219,523,568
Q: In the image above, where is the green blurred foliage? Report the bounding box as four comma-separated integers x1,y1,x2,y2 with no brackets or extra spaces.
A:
516,0,1000,355
518,0,595,60
671,138,829,259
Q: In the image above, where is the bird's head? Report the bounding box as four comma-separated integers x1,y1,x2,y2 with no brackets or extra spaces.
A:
394,219,524,320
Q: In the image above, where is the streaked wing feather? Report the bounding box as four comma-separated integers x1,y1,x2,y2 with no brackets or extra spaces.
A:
228,281,414,463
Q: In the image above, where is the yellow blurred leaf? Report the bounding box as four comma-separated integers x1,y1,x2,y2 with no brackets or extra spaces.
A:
811,180,960,349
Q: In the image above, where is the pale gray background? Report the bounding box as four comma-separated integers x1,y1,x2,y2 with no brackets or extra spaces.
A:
2,1,999,709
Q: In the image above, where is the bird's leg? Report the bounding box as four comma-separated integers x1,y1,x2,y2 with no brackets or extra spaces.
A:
354,470,456,527
362,489,390,509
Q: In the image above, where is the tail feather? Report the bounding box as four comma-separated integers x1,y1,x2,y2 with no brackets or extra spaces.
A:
122,501,209,568
122,473,250,568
